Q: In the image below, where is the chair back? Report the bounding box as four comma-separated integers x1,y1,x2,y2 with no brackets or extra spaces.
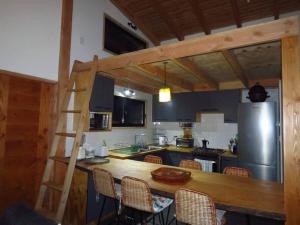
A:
93,168,117,199
179,160,202,170
175,188,217,225
223,166,251,177
144,155,162,164
121,176,153,213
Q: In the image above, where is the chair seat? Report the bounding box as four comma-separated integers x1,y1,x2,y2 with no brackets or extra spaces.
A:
152,195,173,213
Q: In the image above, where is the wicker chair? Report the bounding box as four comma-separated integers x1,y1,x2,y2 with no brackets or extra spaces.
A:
175,188,225,225
223,166,251,177
93,168,121,225
121,176,173,225
179,160,202,170
144,155,163,164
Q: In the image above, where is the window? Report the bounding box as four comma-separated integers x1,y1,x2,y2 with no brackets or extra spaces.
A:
103,15,147,55
112,96,146,127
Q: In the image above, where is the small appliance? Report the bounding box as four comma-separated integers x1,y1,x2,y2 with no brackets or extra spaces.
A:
176,138,194,148
158,135,168,146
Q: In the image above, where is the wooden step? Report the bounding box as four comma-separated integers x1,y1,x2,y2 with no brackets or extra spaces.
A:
36,208,56,221
67,88,86,92
61,110,82,113
49,156,68,164
55,132,76,137
43,181,63,192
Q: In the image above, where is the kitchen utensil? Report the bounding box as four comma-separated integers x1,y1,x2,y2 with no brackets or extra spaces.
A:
247,82,270,102
158,135,168,146
202,139,209,149
151,167,191,183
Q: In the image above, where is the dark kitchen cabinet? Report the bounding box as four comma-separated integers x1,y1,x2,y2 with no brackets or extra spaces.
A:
90,74,114,112
221,156,238,173
208,90,240,123
167,151,193,166
152,94,176,122
174,93,197,122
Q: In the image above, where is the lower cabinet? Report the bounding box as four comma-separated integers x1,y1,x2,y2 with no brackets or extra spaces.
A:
221,156,238,173
131,151,193,167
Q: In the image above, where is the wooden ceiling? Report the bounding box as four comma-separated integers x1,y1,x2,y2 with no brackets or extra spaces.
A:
111,0,300,45
102,41,282,94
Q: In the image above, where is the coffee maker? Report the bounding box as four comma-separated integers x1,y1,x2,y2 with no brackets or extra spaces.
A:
176,122,194,148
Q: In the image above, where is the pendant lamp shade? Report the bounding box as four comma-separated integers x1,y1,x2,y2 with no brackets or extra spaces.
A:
159,62,171,102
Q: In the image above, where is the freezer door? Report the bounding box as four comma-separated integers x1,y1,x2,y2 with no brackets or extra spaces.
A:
238,102,276,166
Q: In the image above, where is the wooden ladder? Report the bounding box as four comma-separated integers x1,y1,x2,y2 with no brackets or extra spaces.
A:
35,56,98,224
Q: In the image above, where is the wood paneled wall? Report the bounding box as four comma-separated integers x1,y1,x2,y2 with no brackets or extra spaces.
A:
0,71,57,214
282,36,300,225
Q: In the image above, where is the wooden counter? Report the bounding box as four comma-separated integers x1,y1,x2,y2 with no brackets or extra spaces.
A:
67,157,284,220
108,145,192,159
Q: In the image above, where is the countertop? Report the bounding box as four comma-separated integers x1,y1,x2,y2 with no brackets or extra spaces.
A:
108,145,237,159
57,157,284,220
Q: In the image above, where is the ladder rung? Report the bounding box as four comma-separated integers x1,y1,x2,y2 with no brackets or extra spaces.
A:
61,110,82,113
43,181,63,192
36,208,56,221
67,88,86,92
49,156,68,164
55,132,76,137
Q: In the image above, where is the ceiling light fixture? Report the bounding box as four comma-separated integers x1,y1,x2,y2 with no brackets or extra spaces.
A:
123,88,135,97
159,62,171,102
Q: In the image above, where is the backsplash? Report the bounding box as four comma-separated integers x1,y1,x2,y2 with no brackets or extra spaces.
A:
154,113,237,150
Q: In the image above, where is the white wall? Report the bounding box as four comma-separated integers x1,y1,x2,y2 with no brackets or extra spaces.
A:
155,114,238,150
70,0,153,64
0,0,61,80
65,0,155,156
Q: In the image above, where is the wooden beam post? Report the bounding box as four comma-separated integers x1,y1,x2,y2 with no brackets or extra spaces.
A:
282,36,300,225
221,50,249,88
0,75,9,159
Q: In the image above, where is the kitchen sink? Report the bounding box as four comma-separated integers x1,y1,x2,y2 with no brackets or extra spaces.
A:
110,145,162,155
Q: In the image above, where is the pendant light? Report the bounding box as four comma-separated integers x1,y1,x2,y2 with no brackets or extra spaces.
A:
159,62,171,102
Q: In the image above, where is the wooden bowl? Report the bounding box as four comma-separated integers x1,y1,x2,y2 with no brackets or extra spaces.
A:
151,167,191,184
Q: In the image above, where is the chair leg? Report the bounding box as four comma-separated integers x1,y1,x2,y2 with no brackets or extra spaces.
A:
97,196,107,225
160,212,165,225
113,199,120,225
153,213,156,225
165,205,171,225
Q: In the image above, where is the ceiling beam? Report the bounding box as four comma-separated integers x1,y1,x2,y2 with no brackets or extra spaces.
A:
114,79,157,94
75,16,298,72
134,64,193,91
106,68,164,90
187,0,211,35
221,50,249,88
150,0,184,41
171,58,218,89
230,0,242,28
273,0,279,20
110,0,160,45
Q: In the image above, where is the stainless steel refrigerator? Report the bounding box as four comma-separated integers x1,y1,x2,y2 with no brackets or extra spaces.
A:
238,102,280,182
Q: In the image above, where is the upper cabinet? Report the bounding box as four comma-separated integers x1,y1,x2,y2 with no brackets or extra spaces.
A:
89,74,114,112
152,90,240,123
152,95,177,122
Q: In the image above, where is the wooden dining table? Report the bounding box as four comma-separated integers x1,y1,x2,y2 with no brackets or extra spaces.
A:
73,157,285,221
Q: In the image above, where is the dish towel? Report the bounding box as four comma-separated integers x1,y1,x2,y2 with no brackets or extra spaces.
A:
194,159,215,172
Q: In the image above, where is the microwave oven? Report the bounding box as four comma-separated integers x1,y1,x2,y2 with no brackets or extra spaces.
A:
89,112,111,130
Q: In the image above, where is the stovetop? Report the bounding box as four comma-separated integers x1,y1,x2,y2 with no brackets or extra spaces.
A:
192,147,224,157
